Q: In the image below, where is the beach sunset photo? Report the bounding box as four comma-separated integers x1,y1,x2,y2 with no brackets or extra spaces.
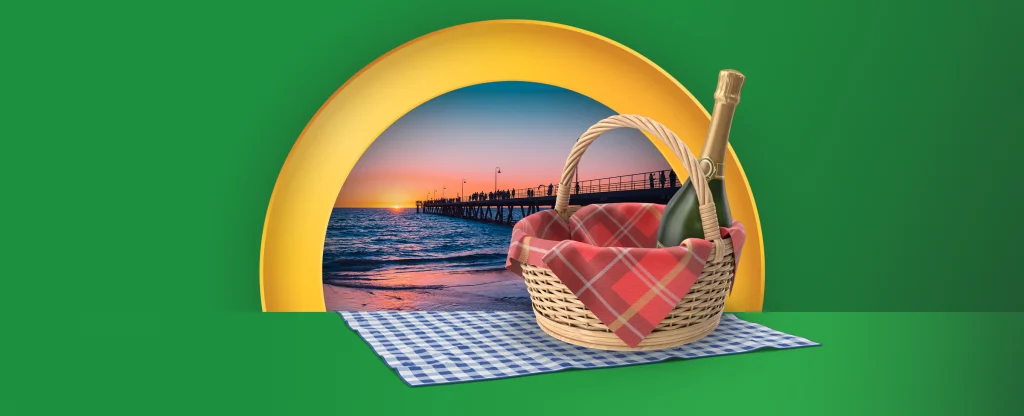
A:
323,81,676,312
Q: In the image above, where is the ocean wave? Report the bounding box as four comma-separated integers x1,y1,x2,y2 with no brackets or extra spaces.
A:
446,265,509,273
324,274,517,291
323,252,507,271
323,208,515,278
324,280,448,291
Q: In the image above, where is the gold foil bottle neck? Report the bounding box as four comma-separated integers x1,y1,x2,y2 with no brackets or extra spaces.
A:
714,69,745,106
700,69,746,179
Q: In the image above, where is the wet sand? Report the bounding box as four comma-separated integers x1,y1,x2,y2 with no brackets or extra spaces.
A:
323,270,533,312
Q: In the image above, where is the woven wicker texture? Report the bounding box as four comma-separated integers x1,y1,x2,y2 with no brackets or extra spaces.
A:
519,114,737,351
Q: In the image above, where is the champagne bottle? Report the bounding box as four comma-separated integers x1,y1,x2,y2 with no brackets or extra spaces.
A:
656,69,745,247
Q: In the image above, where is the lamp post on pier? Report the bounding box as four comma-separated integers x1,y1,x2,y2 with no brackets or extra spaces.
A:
442,186,446,199
494,167,501,196
575,136,580,193
462,178,466,203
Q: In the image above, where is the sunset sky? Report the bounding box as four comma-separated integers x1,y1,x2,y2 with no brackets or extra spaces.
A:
335,82,671,208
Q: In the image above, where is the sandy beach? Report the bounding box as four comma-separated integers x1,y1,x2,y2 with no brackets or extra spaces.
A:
323,269,532,312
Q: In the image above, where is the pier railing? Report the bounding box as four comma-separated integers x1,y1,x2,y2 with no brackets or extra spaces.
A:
418,169,681,205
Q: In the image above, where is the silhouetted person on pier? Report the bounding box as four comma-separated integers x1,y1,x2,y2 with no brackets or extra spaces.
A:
575,181,580,194
669,170,677,188
488,192,493,201
649,173,655,189
659,171,667,188
548,184,553,196
512,189,516,198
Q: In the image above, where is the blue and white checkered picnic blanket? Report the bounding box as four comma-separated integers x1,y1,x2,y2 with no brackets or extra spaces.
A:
339,311,819,386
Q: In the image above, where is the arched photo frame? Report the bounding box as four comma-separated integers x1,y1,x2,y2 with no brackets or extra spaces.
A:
260,20,765,312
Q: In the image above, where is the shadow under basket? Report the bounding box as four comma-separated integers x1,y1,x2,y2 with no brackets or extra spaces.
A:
515,236,736,351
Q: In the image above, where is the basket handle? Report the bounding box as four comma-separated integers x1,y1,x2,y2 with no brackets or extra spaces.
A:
554,114,723,244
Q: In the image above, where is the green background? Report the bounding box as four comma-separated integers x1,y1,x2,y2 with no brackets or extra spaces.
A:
6,0,1022,414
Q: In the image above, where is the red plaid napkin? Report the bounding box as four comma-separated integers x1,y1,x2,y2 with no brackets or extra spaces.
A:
506,203,746,348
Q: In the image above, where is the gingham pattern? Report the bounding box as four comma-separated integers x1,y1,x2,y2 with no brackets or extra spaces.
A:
339,311,819,387
505,203,747,347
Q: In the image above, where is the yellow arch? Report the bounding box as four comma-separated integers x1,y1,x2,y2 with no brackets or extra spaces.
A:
260,20,765,312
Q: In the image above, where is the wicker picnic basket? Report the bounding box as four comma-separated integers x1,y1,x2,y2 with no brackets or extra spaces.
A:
516,114,737,351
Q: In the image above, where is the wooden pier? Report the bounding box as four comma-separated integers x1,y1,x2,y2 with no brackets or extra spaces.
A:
416,170,683,226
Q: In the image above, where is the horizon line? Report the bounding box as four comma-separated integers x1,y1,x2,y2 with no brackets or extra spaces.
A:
334,206,415,209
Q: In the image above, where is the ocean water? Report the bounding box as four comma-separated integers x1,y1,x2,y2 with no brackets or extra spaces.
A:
322,208,537,311
323,208,533,280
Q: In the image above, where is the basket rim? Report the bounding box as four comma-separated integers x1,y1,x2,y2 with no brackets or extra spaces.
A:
514,203,744,252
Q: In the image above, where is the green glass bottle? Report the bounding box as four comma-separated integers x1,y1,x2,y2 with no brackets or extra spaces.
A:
657,69,745,247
